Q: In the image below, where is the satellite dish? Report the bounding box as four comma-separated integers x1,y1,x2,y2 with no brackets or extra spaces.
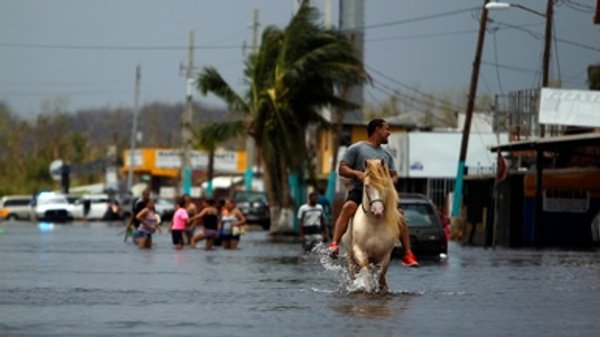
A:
49,159,64,181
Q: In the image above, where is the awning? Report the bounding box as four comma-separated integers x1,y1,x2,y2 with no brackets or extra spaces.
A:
489,132,600,153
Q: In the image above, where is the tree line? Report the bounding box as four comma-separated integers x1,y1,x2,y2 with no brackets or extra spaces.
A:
0,101,232,196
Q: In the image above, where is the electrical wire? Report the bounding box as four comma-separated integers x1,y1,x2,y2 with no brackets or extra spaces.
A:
362,7,479,30
369,77,460,126
366,28,477,43
492,28,505,95
559,0,595,13
0,42,240,51
365,65,463,112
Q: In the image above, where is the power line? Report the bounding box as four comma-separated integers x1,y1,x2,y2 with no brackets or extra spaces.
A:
366,28,477,42
366,65,462,111
558,0,595,13
363,7,479,30
490,19,600,53
491,28,504,95
479,60,583,82
0,42,240,51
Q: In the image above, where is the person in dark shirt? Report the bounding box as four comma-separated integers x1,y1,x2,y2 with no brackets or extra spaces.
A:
188,198,220,250
124,188,150,242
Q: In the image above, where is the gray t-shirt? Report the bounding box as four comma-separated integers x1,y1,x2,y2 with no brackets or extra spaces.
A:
341,141,396,190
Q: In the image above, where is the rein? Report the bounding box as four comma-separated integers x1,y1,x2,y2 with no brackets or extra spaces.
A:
361,187,385,215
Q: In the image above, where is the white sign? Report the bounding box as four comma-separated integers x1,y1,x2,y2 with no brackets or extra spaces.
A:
539,88,600,127
124,150,143,167
155,149,239,172
400,132,508,178
543,189,590,213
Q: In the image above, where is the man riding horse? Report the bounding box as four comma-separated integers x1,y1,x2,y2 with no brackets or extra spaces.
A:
328,118,419,267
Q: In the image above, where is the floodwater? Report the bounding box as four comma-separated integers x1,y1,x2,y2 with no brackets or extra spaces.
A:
1,221,599,337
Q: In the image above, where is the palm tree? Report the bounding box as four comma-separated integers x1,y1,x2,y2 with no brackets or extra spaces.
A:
193,121,244,197
196,1,369,233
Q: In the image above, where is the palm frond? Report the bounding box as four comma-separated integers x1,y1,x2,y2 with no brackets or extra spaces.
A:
197,67,249,113
193,120,245,151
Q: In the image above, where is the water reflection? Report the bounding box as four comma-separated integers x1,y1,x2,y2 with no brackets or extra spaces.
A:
37,222,55,232
330,292,412,319
1,221,599,337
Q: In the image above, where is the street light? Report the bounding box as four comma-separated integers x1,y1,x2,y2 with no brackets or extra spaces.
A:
486,1,554,248
452,1,552,218
451,0,490,218
486,1,552,101
485,2,546,17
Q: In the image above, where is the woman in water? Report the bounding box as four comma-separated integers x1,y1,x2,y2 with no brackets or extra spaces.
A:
134,199,161,249
188,198,219,250
219,199,246,250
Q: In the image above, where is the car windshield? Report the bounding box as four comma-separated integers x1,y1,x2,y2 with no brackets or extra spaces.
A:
400,203,437,228
234,192,267,203
156,199,171,206
38,197,68,205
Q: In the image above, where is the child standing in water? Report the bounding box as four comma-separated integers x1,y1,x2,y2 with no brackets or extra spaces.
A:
170,197,188,249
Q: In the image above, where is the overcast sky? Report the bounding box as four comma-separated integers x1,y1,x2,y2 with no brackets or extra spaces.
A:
1,0,599,118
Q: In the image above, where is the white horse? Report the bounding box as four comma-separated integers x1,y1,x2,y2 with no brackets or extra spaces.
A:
341,159,402,292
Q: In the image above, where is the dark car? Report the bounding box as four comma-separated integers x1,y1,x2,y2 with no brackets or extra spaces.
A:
393,193,448,259
232,190,270,230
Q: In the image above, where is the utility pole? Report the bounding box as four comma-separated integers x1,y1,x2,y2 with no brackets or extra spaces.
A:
451,0,489,218
534,0,554,247
181,31,195,196
324,0,333,28
540,0,553,138
127,65,141,192
244,9,260,192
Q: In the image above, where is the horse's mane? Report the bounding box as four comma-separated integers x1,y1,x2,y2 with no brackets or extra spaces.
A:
364,159,402,233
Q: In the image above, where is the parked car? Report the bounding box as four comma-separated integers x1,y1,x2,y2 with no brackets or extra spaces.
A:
232,190,270,230
0,195,33,221
31,192,75,222
71,194,112,220
393,193,448,259
154,197,175,223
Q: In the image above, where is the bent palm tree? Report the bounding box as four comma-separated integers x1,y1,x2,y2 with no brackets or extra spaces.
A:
196,1,369,233
193,121,244,196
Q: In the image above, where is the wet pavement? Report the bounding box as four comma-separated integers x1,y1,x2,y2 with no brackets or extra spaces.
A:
0,220,599,337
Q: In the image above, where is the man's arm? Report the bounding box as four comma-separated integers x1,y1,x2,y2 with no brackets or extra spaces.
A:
339,161,365,181
389,169,399,184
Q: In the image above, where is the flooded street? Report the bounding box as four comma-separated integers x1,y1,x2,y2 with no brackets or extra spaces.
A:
1,221,599,337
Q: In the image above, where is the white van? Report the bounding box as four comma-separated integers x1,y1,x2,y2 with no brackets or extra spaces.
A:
71,194,111,220
32,192,75,222
0,195,33,220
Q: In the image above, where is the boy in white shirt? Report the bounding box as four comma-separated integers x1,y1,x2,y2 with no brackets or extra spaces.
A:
297,191,327,252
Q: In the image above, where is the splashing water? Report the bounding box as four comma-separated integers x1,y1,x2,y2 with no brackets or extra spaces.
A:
309,242,385,294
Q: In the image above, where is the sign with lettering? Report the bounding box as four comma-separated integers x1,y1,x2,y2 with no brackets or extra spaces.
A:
539,88,600,127
155,149,238,172
543,189,590,213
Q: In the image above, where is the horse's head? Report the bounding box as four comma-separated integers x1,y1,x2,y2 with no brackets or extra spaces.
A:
362,159,391,218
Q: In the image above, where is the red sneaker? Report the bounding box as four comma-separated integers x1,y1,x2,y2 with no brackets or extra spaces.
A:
328,241,340,258
402,251,419,267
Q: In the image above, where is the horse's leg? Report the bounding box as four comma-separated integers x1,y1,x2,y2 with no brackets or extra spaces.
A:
378,253,393,293
353,248,370,275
